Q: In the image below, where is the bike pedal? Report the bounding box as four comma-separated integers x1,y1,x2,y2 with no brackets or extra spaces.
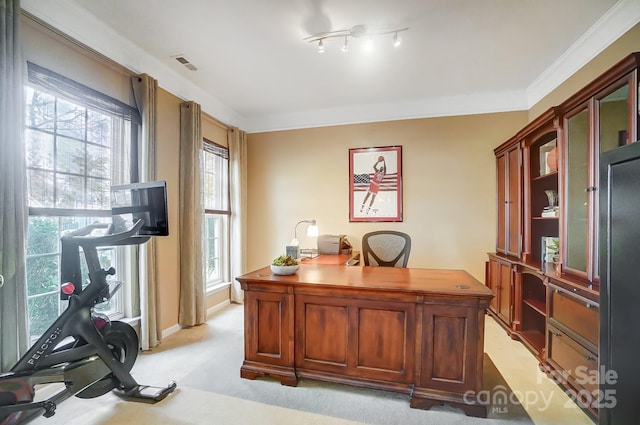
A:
112,381,177,403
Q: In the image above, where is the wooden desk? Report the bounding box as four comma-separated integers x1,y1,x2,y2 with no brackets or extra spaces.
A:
237,260,493,417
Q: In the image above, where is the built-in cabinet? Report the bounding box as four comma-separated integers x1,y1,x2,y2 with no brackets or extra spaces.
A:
495,139,521,257
486,52,640,421
486,254,513,325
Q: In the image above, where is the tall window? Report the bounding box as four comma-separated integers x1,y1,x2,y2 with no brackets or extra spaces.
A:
201,139,230,290
24,63,140,340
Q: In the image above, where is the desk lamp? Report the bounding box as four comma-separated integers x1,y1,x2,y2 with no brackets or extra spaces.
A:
286,219,318,259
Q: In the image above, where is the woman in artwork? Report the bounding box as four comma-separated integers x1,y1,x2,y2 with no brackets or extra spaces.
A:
360,156,386,214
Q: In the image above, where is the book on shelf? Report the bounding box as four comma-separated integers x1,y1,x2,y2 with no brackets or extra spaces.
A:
541,206,559,217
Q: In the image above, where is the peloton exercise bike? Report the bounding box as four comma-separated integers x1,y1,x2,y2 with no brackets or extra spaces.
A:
0,181,176,425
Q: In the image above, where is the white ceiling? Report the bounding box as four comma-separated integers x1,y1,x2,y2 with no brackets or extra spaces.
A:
21,0,640,133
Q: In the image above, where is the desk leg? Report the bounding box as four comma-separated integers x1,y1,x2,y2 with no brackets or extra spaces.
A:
241,288,297,386
410,390,487,418
241,361,298,386
412,302,488,417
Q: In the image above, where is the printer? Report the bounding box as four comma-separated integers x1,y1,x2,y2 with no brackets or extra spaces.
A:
318,234,352,255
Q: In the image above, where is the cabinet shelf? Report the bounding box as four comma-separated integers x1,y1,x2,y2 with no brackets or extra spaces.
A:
533,216,559,220
524,298,546,315
532,171,558,182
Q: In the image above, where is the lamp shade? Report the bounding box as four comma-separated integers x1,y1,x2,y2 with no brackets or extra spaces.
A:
307,222,319,237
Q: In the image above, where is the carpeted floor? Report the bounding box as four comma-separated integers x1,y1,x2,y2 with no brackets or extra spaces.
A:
29,303,594,424
179,304,532,425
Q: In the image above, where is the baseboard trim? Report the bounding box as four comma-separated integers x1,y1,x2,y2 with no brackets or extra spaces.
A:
207,299,231,319
160,299,231,339
161,324,181,340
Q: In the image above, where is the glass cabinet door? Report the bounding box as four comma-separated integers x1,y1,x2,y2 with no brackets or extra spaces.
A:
565,82,630,280
599,84,629,153
565,108,589,274
595,83,630,278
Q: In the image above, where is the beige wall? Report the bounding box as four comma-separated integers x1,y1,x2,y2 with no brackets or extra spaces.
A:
247,112,528,281
155,91,231,328
155,88,182,331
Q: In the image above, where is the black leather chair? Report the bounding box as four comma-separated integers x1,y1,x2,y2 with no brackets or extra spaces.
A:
361,231,411,267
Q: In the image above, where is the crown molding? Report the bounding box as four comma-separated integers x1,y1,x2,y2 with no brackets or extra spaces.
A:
243,91,528,133
20,0,244,128
21,0,637,133
527,0,640,108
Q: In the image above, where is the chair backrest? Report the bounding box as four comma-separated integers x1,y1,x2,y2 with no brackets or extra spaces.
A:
361,231,411,267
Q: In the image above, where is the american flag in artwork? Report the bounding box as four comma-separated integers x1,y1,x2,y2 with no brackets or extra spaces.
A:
352,172,399,191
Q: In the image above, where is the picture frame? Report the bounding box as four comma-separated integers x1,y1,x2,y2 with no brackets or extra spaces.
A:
541,236,559,268
349,146,402,222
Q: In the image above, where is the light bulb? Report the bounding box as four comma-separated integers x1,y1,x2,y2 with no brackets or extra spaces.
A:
365,37,373,52
318,39,325,53
393,32,401,47
341,37,348,53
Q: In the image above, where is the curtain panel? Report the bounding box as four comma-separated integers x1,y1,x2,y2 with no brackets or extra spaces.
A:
179,101,206,326
131,74,162,349
0,0,29,371
228,127,247,303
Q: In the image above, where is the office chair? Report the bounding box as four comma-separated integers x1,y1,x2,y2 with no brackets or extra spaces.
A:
361,231,411,267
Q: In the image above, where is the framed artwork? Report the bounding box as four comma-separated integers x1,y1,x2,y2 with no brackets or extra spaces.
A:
349,146,402,222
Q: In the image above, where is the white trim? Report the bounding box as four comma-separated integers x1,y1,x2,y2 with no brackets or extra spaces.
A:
22,0,639,133
207,299,232,320
161,323,181,340
527,0,640,108
206,281,231,295
21,0,244,128
243,90,528,133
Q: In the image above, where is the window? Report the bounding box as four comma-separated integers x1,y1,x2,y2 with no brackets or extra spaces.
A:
201,139,230,291
24,63,140,340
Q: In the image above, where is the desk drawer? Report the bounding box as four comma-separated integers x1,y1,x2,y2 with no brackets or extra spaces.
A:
547,326,598,394
549,285,598,347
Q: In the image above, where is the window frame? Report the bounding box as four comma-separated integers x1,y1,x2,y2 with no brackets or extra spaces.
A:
201,139,231,292
23,62,141,339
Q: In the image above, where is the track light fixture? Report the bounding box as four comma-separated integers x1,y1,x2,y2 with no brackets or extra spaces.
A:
341,36,348,53
305,25,408,53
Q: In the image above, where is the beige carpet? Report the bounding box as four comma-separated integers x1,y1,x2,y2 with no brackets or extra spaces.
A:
29,304,593,425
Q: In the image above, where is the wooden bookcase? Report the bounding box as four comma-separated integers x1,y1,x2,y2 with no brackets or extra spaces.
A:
486,52,640,421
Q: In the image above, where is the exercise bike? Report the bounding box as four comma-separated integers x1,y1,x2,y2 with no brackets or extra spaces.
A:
0,218,176,425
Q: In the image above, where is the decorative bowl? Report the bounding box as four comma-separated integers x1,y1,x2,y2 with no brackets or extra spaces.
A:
270,264,299,275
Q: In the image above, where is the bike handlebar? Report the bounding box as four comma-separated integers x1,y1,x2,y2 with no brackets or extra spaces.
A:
61,219,149,248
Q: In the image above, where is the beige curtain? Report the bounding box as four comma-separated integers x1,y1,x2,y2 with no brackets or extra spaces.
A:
179,101,206,326
0,0,28,372
131,74,162,349
228,127,247,303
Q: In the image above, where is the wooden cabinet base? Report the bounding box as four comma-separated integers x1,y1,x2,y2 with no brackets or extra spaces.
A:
410,389,488,418
240,360,298,387
237,263,493,417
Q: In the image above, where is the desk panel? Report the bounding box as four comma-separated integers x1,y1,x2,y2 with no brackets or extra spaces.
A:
238,261,492,416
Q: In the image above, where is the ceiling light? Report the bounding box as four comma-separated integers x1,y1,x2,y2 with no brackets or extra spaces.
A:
318,39,325,53
393,32,401,48
304,25,408,53
364,36,373,52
